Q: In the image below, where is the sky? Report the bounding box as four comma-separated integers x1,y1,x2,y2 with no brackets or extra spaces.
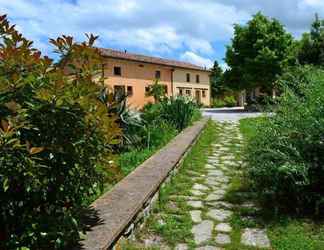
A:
0,0,323,69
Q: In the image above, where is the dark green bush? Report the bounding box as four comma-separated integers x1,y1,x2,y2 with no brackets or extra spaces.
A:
159,96,200,131
223,95,237,107
246,67,324,213
0,16,120,249
212,99,226,108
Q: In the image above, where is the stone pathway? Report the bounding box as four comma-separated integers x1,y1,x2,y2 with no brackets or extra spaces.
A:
132,121,271,249
183,121,271,249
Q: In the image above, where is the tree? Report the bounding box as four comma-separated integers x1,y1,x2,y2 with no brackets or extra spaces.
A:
145,79,166,103
0,15,122,249
210,61,226,98
298,14,324,66
225,12,294,93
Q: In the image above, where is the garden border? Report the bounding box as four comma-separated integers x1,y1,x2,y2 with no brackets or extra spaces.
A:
77,118,209,250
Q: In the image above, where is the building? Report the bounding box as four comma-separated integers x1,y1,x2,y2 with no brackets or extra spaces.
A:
99,48,211,109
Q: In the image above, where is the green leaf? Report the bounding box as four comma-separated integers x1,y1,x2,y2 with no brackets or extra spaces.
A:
3,177,9,192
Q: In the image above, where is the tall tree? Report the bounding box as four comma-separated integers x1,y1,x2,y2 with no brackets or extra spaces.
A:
145,79,166,103
225,12,293,93
298,14,324,66
210,61,225,98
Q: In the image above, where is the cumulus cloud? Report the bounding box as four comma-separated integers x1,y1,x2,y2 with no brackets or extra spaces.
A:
180,51,213,68
0,0,320,66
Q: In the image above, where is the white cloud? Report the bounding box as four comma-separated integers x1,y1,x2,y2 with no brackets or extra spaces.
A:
180,51,213,68
0,0,320,64
220,63,229,71
0,0,250,58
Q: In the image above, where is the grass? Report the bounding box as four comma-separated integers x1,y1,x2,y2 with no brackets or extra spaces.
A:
239,116,265,141
122,120,221,249
239,117,324,250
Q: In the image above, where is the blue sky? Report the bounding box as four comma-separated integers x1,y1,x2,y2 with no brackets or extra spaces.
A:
0,0,323,69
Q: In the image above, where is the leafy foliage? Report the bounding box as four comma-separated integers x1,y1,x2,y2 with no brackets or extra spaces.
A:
145,79,167,103
210,61,226,98
159,96,200,131
298,14,324,66
0,15,121,249
212,99,226,108
223,96,237,107
117,96,200,176
225,12,294,92
245,67,324,213
212,96,237,108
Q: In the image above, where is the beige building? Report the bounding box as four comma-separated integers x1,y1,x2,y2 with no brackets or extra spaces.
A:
99,48,211,109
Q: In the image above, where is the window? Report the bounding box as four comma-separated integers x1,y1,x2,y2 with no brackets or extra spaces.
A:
155,70,161,79
114,85,125,97
186,73,190,82
113,66,121,76
185,89,191,96
179,89,183,96
202,90,206,98
196,74,200,83
163,85,168,94
127,86,133,96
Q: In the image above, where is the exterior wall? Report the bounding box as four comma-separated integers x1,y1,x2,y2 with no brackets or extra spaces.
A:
103,57,211,108
173,69,210,106
103,58,173,109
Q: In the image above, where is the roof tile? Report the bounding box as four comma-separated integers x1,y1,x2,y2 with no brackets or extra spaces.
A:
99,48,209,71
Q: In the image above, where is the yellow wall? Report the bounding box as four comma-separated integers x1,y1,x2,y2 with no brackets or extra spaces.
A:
103,57,211,108
173,69,210,106
103,58,172,109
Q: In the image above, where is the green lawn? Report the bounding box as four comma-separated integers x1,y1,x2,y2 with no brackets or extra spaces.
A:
239,117,324,250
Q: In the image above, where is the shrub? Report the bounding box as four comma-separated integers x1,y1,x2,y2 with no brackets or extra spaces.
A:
245,67,324,213
223,95,237,107
212,99,226,108
145,79,166,103
0,15,120,249
159,96,200,131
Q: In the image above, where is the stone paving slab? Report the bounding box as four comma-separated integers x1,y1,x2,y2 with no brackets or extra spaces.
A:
207,209,232,221
190,210,202,223
196,246,224,250
175,243,188,250
215,223,232,233
215,233,231,245
241,228,271,248
192,220,214,244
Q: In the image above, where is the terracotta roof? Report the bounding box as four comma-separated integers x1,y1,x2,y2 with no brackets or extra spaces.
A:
99,48,210,71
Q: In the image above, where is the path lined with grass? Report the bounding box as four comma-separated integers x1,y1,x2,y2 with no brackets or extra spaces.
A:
123,121,271,250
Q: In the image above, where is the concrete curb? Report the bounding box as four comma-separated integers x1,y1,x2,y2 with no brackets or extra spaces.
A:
76,118,209,250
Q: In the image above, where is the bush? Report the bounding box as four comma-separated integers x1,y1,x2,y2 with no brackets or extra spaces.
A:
245,67,324,213
159,96,200,131
212,96,237,108
0,16,120,249
212,99,226,108
223,95,237,107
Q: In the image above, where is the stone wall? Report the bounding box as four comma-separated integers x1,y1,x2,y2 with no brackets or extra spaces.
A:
76,118,209,250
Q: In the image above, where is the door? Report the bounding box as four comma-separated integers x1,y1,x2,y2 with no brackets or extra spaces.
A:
195,90,201,104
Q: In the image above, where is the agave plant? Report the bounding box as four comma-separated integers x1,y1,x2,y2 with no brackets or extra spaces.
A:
100,87,144,150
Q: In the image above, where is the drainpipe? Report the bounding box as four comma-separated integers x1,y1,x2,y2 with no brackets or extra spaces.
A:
171,68,175,97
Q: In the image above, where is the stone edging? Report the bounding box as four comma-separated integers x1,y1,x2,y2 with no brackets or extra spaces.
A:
77,118,209,250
